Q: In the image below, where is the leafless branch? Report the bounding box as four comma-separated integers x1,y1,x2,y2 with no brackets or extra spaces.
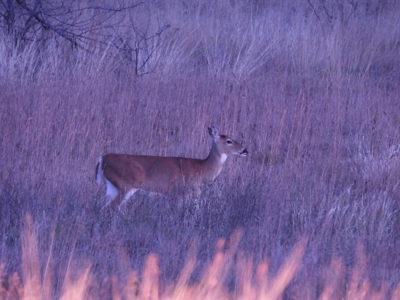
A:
0,0,171,74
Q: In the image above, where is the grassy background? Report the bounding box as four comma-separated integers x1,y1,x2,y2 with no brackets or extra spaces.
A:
1,0,400,298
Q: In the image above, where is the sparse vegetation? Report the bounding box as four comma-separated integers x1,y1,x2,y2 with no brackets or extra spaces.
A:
1,0,400,298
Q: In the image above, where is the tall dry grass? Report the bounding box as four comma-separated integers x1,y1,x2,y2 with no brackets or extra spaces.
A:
1,0,400,298
3,213,397,299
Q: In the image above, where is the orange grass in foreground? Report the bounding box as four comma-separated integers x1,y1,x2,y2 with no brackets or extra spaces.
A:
0,214,399,299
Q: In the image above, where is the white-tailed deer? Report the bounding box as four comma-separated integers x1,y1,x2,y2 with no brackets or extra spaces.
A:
96,126,248,213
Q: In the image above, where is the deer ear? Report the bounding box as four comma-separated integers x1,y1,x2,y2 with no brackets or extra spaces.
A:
208,126,219,138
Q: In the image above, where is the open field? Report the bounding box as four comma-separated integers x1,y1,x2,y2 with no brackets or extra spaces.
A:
1,0,400,298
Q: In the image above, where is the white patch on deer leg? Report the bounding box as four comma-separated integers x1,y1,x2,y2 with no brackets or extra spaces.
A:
148,191,162,197
102,179,120,209
105,179,118,199
120,189,138,208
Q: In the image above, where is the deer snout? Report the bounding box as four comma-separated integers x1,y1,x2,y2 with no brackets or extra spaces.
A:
240,149,248,157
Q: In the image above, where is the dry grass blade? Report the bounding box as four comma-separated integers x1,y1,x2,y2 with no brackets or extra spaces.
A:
21,213,41,300
263,240,306,300
138,254,160,300
59,267,91,300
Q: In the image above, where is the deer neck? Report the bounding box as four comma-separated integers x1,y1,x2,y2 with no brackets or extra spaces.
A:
203,142,226,180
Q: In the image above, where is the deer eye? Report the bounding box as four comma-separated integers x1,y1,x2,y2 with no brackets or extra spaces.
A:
226,140,233,145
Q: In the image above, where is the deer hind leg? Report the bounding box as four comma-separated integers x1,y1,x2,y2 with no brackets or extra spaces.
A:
102,192,126,219
101,179,125,209
119,189,138,209
107,188,138,214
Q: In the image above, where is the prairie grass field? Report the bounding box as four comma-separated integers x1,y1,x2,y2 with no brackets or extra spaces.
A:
1,0,400,298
